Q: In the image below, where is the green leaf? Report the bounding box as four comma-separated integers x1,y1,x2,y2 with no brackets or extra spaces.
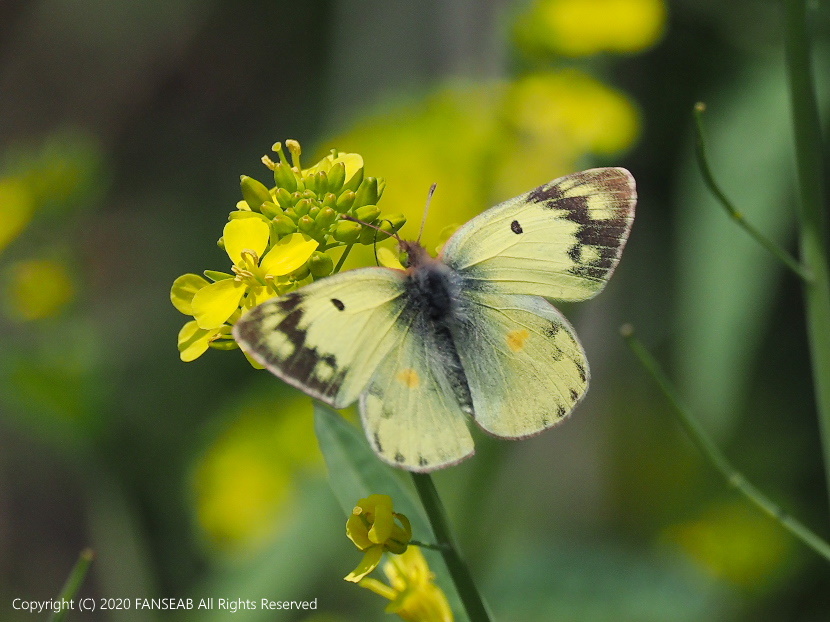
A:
313,402,470,621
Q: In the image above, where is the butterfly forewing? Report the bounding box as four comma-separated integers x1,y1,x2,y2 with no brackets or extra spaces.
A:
234,268,408,408
442,167,635,302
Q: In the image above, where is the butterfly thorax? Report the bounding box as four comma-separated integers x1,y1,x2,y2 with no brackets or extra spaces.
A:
400,240,460,323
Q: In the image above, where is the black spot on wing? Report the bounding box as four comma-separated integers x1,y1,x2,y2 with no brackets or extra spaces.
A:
557,405,566,418
510,220,523,234
394,452,405,464
418,456,429,467
575,361,587,383
373,432,383,453
543,323,560,339
331,298,345,311
569,389,579,402
252,294,346,401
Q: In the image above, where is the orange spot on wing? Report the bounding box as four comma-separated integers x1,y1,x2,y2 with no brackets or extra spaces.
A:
507,329,530,352
396,368,420,388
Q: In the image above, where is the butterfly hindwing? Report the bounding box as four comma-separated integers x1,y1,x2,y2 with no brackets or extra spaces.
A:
234,268,407,408
442,167,635,301
451,290,589,438
360,311,474,472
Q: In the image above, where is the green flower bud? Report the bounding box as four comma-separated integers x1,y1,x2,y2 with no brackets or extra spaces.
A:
260,201,281,219
291,264,310,280
322,192,338,210
273,163,298,193
327,162,346,193
271,214,297,237
275,187,294,208
380,213,406,233
240,175,273,212
302,189,316,200
332,220,362,244
354,204,381,223
315,206,337,228
336,190,356,212
308,251,334,277
377,178,387,200
342,166,364,193
314,171,328,196
295,198,312,217
354,177,379,207
308,206,321,221
297,215,315,233
284,208,298,221
359,223,382,245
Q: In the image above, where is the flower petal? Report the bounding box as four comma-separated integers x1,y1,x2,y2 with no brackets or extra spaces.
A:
346,514,372,550
223,218,270,265
377,247,405,271
171,273,210,315
369,500,394,545
191,279,246,329
259,233,318,276
345,545,384,583
177,321,220,362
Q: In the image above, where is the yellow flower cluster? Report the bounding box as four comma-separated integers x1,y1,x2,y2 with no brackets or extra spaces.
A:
515,0,666,56
171,141,405,364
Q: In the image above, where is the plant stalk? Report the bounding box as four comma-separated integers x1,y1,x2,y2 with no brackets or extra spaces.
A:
622,326,830,562
784,0,830,508
411,473,492,621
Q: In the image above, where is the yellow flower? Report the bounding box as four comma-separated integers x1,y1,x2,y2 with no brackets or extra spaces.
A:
191,218,317,330
359,547,453,621
345,494,412,582
515,0,666,57
0,178,35,254
4,259,75,321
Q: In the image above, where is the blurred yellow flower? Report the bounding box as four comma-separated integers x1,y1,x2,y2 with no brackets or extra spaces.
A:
345,494,412,582
194,393,322,553
504,70,640,157
0,179,36,254
4,259,75,321
663,501,793,589
359,546,453,621
515,0,666,57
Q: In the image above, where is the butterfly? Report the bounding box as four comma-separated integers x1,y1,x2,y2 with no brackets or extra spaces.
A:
234,168,636,472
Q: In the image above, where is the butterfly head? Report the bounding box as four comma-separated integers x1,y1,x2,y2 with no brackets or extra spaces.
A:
398,239,436,270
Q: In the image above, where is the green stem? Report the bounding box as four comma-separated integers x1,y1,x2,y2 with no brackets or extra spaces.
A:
49,548,95,622
784,0,830,510
411,473,492,621
692,102,810,281
333,243,354,274
621,326,830,563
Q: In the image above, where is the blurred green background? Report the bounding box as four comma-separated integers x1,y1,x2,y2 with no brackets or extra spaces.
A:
1,0,830,620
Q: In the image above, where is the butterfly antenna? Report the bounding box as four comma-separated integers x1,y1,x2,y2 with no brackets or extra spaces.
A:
417,183,437,244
